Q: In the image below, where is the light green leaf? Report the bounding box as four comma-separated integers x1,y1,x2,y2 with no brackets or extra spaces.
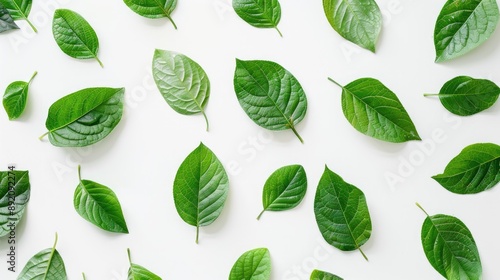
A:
424,76,500,116
232,0,282,36
152,49,210,131
0,170,30,237
434,0,500,62
0,3,19,33
310,269,343,280
234,59,308,143
123,0,177,29
0,0,36,32
74,166,129,233
314,166,371,261
173,142,229,243
229,248,271,280
17,234,67,280
127,249,162,280
417,204,482,280
40,87,125,147
53,9,103,67
257,164,307,220
323,0,382,52
329,77,421,143
433,143,500,194
3,71,36,120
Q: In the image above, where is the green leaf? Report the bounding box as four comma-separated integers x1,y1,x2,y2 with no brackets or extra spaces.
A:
0,0,36,32
314,166,371,261
323,0,382,52
229,248,271,280
40,87,125,147
0,3,19,33
328,77,421,143
234,59,308,143
432,143,500,194
424,76,500,116
152,49,210,131
434,0,500,62
3,71,36,120
17,233,67,280
310,269,343,280
53,9,103,67
417,204,482,280
257,164,307,220
127,249,162,280
123,0,177,29
74,166,129,233
232,0,282,36
0,170,30,237
173,142,229,243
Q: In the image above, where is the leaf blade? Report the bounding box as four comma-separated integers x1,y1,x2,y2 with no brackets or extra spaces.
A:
123,0,177,28
152,49,211,130
434,0,500,62
229,248,271,280
0,0,36,31
44,87,125,147
234,59,307,143
232,0,282,35
310,269,343,280
0,3,19,33
17,234,67,280
3,71,36,120
173,143,229,243
314,166,372,260
323,0,382,52
0,170,30,237
52,9,102,66
259,164,307,219
433,143,500,194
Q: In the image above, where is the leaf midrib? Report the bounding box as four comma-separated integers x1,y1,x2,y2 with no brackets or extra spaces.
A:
8,0,28,21
435,153,500,179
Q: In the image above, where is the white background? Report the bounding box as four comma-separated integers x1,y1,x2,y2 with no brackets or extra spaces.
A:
1,0,500,279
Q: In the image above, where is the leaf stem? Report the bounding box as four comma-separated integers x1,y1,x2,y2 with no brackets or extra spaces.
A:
423,93,439,97
290,125,304,144
327,77,344,89
25,17,37,33
257,209,266,220
201,109,210,132
415,202,430,216
95,56,104,68
39,131,49,140
28,71,38,85
127,248,132,265
78,165,82,181
166,15,178,30
358,247,369,261
195,226,199,244
274,26,283,37
82,272,86,280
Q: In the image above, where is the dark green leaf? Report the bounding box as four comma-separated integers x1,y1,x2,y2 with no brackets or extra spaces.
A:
0,3,19,33
329,77,421,143
3,71,36,120
314,166,371,260
234,59,308,143
257,164,307,220
310,269,343,280
232,0,282,36
434,0,499,62
41,87,125,147
173,142,229,243
417,204,482,280
425,76,500,116
152,49,210,131
323,0,382,52
433,143,500,194
53,9,103,67
0,170,30,237
123,0,177,29
229,248,271,280
0,0,36,32
127,249,162,280
74,166,129,233
17,234,67,280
